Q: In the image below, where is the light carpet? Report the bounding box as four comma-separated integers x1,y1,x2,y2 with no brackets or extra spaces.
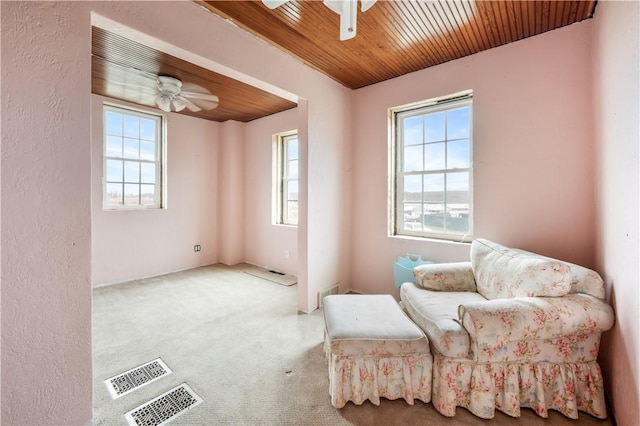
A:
93,264,613,425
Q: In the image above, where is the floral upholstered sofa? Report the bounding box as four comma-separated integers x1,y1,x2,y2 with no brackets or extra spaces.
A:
399,238,615,419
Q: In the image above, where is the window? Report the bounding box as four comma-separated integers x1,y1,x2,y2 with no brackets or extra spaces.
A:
273,131,298,225
103,105,164,209
390,92,473,241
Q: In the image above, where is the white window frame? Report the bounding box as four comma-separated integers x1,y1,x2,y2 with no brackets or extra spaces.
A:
102,104,165,210
389,91,473,242
272,130,298,226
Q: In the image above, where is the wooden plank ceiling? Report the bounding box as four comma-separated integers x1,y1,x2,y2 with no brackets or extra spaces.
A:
93,1,595,121
91,26,297,122
199,0,596,89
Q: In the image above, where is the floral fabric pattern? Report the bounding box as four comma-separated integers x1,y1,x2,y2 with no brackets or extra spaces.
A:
401,283,486,358
323,294,433,409
399,238,614,420
432,353,607,419
471,239,572,299
325,345,433,408
413,262,477,292
459,294,615,354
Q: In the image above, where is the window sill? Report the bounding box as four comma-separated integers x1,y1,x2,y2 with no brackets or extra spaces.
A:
388,233,472,246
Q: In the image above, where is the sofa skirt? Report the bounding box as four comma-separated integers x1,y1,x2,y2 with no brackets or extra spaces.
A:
325,339,432,409
432,352,608,419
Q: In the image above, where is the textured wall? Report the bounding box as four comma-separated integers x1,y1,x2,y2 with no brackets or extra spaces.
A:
351,21,595,296
592,1,640,424
1,2,92,424
244,108,299,276
91,95,220,286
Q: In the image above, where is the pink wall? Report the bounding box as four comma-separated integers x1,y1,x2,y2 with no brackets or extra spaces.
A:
88,3,351,314
2,1,350,422
244,109,299,275
592,1,640,424
351,22,595,296
91,95,220,286
7,1,637,425
218,120,245,265
1,3,92,423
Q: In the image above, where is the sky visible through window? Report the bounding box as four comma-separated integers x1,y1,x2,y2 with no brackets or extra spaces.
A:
397,102,472,237
104,108,160,208
402,106,471,194
284,135,299,225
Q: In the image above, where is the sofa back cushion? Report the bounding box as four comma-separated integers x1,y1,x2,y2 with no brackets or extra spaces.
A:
511,249,606,299
471,239,572,300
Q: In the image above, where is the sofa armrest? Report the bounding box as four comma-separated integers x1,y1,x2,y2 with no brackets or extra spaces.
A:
458,293,614,345
412,262,476,292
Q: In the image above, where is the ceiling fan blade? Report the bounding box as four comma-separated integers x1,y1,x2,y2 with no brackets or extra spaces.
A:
262,0,289,9
180,91,219,103
107,78,157,90
175,96,202,112
180,81,212,93
181,95,219,111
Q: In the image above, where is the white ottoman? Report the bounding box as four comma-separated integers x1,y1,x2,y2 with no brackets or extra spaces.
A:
323,294,432,408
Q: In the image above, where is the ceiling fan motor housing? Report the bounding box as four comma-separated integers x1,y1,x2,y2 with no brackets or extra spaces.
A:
157,76,183,96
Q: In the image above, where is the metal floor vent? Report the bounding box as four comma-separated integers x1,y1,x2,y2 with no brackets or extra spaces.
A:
125,383,203,426
105,358,172,399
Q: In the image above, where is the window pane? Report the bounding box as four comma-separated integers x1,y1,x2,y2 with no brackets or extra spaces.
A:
106,135,123,157
105,183,123,206
124,161,140,183
123,115,139,138
424,142,445,171
288,159,298,179
123,138,139,159
287,139,298,160
393,96,472,239
140,163,155,184
423,205,445,232
105,111,123,136
425,112,445,143
286,201,298,224
447,107,470,139
140,184,155,205
446,171,469,192
403,116,423,146
403,175,422,201
423,173,444,196
104,106,163,210
404,145,423,172
446,205,469,233
287,181,298,201
124,184,139,205
140,140,155,161
403,203,422,229
140,118,155,140
106,160,123,182
448,139,470,169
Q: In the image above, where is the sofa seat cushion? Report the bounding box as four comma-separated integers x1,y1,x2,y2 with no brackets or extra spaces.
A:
401,282,486,358
471,239,572,300
323,294,430,357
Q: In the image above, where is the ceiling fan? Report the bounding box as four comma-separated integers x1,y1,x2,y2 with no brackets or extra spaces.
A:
262,0,377,41
154,76,219,113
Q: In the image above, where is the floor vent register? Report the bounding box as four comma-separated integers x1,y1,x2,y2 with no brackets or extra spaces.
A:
104,358,172,399
125,383,203,426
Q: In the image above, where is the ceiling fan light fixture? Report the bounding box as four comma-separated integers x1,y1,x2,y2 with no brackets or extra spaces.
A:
264,0,376,41
172,98,186,112
156,94,171,112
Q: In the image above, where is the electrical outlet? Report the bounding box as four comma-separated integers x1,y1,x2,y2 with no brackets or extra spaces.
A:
284,250,289,259
194,245,201,252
